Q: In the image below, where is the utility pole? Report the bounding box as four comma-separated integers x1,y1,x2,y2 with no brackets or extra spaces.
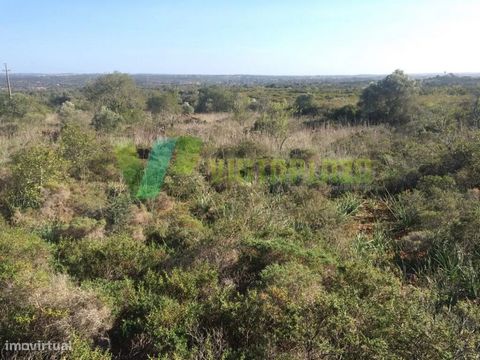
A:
4,63,12,98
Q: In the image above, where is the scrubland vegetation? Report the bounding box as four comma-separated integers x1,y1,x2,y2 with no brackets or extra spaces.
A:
1,70,480,359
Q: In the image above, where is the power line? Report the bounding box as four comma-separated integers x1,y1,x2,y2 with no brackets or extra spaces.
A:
4,63,12,98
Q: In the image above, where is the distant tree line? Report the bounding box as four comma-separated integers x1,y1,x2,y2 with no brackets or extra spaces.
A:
3,70,480,134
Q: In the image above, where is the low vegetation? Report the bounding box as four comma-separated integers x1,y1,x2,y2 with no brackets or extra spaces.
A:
1,71,480,359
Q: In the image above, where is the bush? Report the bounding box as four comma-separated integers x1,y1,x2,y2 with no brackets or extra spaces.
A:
68,181,108,218
147,91,181,114
215,139,269,160
83,73,144,120
195,87,235,113
233,93,251,124
0,93,47,121
252,101,292,150
105,266,222,358
0,226,111,352
60,122,118,180
336,192,363,216
57,216,106,240
58,234,165,281
58,100,78,121
222,259,462,359
289,148,315,162
181,102,195,115
385,191,423,233
286,187,339,231
164,173,207,201
147,204,208,250
328,104,359,125
359,69,417,125
91,106,123,131
293,94,319,116
7,145,68,209
104,182,133,232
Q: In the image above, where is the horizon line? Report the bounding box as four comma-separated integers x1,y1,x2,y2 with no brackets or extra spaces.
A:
8,71,480,77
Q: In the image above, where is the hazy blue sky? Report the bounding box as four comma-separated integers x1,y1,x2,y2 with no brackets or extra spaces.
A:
1,0,479,74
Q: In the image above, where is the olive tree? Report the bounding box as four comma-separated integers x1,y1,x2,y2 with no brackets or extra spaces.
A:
83,73,144,122
233,93,251,124
293,94,319,116
253,101,293,150
359,70,417,125
195,86,235,113
147,91,181,115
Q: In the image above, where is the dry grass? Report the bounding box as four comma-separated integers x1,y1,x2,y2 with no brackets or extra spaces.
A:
29,274,112,340
164,112,383,159
0,122,57,165
191,112,232,123
0,110,384,169
0,124,50,166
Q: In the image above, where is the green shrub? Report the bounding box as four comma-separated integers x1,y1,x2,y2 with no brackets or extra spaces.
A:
238,237,333,278
58,100,83,123
58,234,165,281
0,227,51,287
385,191,423,233
57,216,106,240
286,187,339,231
252,102,292,151
7,145,68,209
104,182,133,232
69,335,112,360
69,181,108,218
60,122,118,180
336,192,363,216
83,73,144,120
0,93,48,120
0,226,111,350
328,104,359,125
359,69,418,125
417,175,457,194
181,102,194,115
147,91,181,114
221,258,463,359
195,86,235,113
147,207,208,250
289,148,315,162
215,139,269,159
293,93,319,116
91,106,123,131
164,173,207,201
106,266,222,358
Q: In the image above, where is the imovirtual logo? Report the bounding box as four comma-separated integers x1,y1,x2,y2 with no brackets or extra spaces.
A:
115,136,374,200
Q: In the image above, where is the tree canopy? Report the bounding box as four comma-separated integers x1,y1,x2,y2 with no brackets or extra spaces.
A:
294,94,319,116
83,73,144,117
359,69,417,125
195,86,235,113
146,91,181,115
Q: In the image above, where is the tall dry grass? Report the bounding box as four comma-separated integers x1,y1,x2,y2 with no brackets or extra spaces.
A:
164,112,385,159
1,109,386,169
